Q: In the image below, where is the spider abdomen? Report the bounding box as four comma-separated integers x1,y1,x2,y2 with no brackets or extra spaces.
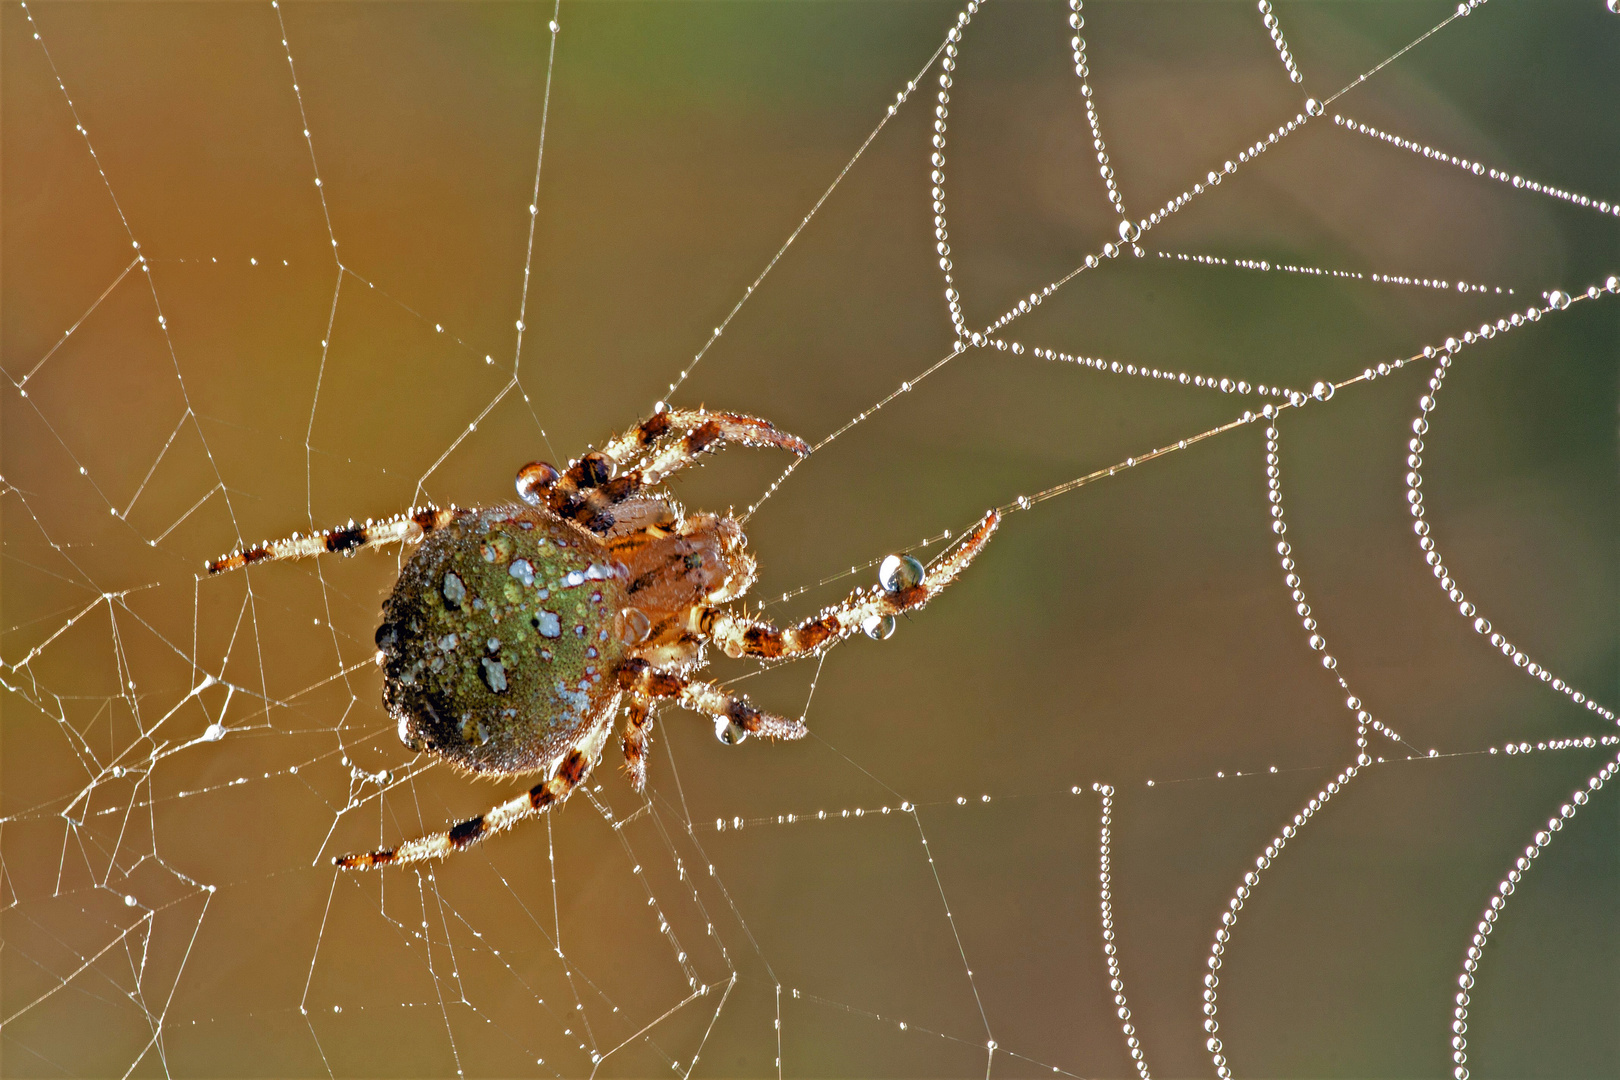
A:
376,506,629,776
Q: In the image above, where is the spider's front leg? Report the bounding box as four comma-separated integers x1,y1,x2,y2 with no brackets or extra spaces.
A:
702,510,1000,660
515,409,809,533
616,658,808,744
206,506,464,575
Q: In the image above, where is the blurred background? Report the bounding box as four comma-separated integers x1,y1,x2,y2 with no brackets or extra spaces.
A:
3,1,1616,1076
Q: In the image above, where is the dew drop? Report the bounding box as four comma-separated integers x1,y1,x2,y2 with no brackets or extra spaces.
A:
879,554,925,592
441,571,466,607
862,614,897,640
620,607,652,643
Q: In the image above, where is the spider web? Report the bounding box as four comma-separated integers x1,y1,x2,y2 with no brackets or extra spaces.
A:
3,1,1618,1077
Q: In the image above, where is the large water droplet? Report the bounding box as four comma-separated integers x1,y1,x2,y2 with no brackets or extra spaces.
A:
862,614,897,640
515,461,559,506
879,554,925,592
714,716,749,745
620,607,652,643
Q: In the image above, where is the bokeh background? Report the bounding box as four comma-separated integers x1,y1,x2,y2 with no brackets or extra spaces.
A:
3,1,1617,1076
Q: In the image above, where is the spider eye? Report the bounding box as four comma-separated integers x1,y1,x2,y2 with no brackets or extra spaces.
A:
374,622,402,651
714,717,749,745
878,554,925,593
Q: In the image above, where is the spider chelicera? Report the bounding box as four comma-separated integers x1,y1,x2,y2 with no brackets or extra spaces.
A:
208,408,998,869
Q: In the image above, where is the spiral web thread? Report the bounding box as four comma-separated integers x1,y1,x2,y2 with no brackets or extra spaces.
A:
2,0,1618,1077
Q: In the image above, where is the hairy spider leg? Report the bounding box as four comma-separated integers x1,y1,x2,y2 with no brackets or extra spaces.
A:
702,510,1001,660
517,410,810,533
334,712,614,870
598,408,812,475
206,506,465,575
620,694,655,792
617,657,809,741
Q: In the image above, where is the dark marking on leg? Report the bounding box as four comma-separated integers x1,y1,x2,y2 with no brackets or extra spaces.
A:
558,750,589,786
617,657,650,689
639,412,672,443
742,626,785,658
334,847,396,869
206,546,271,574
599,475,641,503
726,698,763,732
616,657,686,699
577,452,613,488
325,526,366,554
448,816,486,849
621,697,653,792
685,420,723,456
793,618,839,651
529,783,555,809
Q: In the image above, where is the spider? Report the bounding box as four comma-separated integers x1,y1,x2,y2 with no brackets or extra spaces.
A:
207,407,998,869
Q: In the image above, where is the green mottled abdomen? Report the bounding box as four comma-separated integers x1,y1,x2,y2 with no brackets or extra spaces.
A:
376,506,629,775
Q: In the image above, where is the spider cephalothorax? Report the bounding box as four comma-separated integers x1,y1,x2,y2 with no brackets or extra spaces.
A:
208,408,997,869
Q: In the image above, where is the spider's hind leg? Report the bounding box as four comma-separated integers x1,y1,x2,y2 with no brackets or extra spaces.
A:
335,746,597,870
206,506,463,575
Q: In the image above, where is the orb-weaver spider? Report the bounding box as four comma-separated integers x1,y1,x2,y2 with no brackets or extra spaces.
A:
208,407,997,869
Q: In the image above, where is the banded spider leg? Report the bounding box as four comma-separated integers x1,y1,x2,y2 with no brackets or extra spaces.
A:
701,510,1001,660
517,409,811,533
335,719,613,870
206,506,465,575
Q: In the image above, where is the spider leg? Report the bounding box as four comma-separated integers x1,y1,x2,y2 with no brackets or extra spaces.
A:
620,694,655,792
516,410,809,533
335,745,598,870
598,408,811,478
702,510,1000,659
206,506,464,575
616,658,808,742
628,410,811,487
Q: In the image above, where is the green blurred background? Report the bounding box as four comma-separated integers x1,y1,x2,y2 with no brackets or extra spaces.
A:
3,1,1616,1076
